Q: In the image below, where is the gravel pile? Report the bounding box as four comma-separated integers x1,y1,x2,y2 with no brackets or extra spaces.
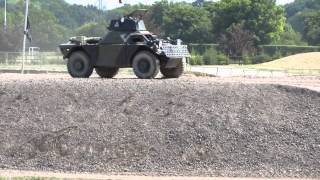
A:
0,78,319,178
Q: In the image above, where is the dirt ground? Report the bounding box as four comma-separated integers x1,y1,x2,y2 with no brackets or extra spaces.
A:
0,170,314,180
0,73,319,91
0,73,319,179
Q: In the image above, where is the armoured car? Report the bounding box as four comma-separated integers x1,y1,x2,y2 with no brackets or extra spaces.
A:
59,10,190,79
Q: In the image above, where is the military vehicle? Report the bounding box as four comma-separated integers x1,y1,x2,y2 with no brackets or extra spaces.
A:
59,10,190,79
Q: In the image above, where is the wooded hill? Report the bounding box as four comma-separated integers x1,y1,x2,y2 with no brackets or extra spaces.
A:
0,0,319,51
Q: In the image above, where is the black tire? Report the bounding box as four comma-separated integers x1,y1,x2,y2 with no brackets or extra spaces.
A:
160,60,184,78
67,51,93,78
95,67,119,78
132,51,160,79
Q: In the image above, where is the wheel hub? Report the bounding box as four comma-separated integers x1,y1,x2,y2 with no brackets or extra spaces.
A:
138,59,150,73
74,60,84,71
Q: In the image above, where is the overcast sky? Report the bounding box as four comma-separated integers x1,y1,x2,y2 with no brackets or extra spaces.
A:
66,0,295,10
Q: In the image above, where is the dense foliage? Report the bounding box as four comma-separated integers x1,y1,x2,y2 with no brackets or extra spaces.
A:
204,0,285,44
0,0,319,52
285,0,320,45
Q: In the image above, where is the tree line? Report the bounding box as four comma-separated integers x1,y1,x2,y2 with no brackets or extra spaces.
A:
0,0,319,54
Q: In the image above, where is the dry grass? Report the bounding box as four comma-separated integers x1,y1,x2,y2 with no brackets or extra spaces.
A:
251,52,320,70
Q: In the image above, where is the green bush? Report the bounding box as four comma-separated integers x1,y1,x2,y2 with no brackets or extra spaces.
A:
259,45,320,57
216,53,229,65
272,50,282,60
188,44,320,65
203,48,218,65
189,44,219,56
189,52,204,65
253,54,272,64
190,44,320,59
242,54,252,65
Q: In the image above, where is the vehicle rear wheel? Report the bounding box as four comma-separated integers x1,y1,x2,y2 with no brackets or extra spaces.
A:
95,67,119,78
67,51,93,78
132,51,160,79
160,60,184,78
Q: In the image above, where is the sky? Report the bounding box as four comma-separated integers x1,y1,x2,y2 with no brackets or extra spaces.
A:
65,0,295,10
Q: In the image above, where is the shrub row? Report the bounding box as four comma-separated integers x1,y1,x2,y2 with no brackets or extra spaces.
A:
189,44,219,55
189,48,229,65
188,44,320,65
189,44,320,57
259,45,320,57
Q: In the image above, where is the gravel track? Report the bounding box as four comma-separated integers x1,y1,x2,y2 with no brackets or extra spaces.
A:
0,74,319,178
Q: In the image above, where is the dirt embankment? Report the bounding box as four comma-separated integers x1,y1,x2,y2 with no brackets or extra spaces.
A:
0,77,319,178
257,52,320,70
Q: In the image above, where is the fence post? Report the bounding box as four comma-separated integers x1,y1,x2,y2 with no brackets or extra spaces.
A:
5,52,8,65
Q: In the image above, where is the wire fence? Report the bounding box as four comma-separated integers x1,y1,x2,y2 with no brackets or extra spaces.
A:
0,51,64,65
0,51,65,72
0,52,319,77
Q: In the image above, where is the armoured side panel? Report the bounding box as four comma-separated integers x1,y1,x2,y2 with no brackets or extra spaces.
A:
125,44,145,65
96,31,128,67
82,45,99,64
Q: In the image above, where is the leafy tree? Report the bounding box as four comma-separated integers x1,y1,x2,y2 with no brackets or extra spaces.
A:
205,0,286,44
30,0,105,29
0,0,24,51
163,3,212,43
219,22,256,57
192,0,205,7
285,0,320,44
15,1,70,51
1,0,314,51
76,22,107,37
144,0,169,36
274,23,306,45
303,11,320,45
0,26,23,51
285,0,320,17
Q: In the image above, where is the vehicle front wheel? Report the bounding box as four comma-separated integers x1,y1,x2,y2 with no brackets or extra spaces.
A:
132,51,160,79
160,60,184,78
95,67,119,78
67,51,93,78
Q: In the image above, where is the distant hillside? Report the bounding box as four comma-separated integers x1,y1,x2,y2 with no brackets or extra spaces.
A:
285,0,320,33
0,0,142,50
2,0,105,29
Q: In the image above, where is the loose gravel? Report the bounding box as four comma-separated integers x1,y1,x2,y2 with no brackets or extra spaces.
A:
0,77,319,178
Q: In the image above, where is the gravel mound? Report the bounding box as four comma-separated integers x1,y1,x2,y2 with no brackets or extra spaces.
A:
0,79,319,178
